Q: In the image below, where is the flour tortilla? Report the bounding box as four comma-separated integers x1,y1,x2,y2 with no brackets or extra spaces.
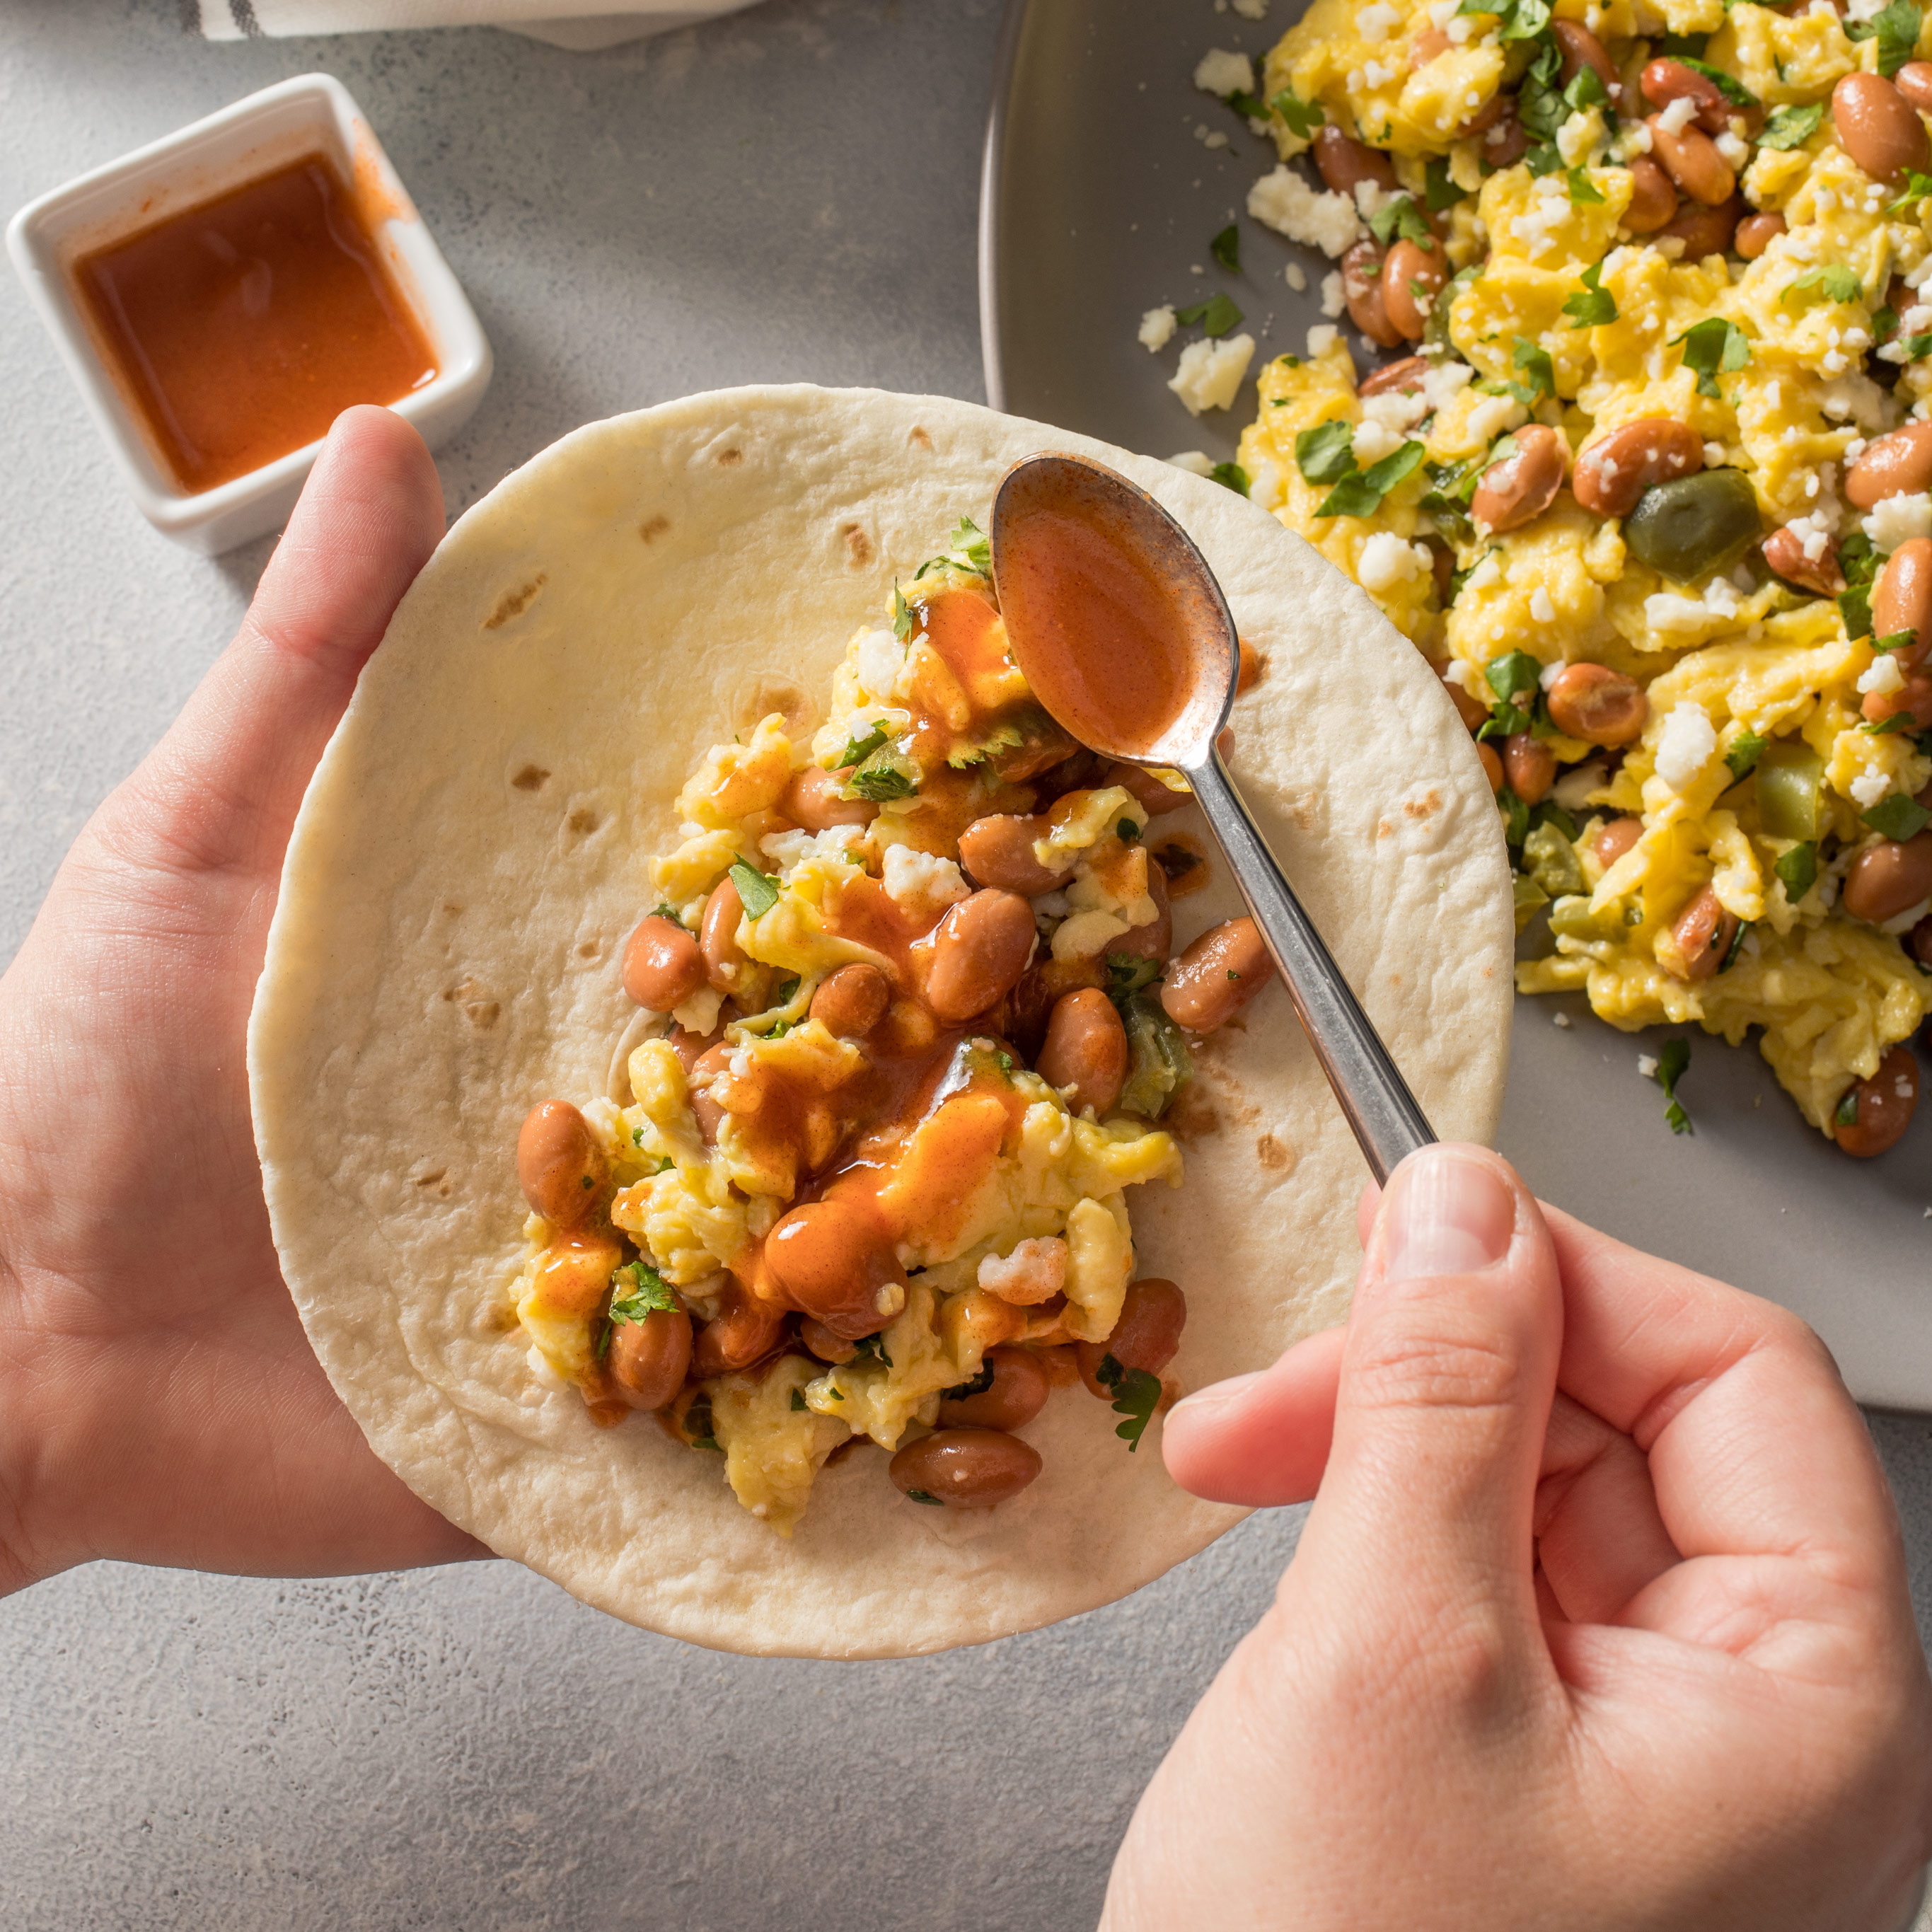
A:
248,385,1512,1658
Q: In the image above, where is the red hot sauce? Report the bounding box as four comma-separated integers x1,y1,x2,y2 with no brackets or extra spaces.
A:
73,152,437,494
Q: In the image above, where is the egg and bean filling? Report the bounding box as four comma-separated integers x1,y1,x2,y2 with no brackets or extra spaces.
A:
505,522,1278,1533
1199,0,1932,1150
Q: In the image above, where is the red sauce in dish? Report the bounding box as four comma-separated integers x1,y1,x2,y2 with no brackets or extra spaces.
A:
73,153,437,493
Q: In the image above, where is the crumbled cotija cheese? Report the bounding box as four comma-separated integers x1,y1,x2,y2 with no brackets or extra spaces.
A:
1169,332,1256,415
1463,393,1527,444
881,845,969,913
1355,1,1401,39
1356,531,1430,590
1350,417,1405,465
854,627,906,701
1863,490,1932,551
1859,653,1907,696
1138,305,1177,352
1851,770,1892,809
1321,270,1346,317
1249,166,1362,257
1307,323,1340,357
1285,261,1308,291
1363,388,1428,434
1655,703,1718,791
1193,48,1255,96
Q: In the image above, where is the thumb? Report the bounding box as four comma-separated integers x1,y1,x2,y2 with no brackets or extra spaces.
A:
100,405,444,885
1294,1143,1561,1633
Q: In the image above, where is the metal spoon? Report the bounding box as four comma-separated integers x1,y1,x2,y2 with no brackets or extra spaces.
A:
990,452,1435,1184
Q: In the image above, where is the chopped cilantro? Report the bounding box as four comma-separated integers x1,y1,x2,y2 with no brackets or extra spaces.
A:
1720,918,1751,973
1486,337,1554,408
1117,818,1141,841
1761,102,1824,151
1210,222,1240,272
848,745,920,800
1104,952,1163,1007
1176,291,1244,338
1094,1353,1164,1450
1775,841,1817,901
1209,461,1251,496
1863,794,1932,840
1498,784,1530,848
837,720,891,769
904,1488,944,1505
608,1261,678,1326
1836,1084,1862,1128
1457,0,1551,46
854,1331,893,1368
1295,420,1356,485
651,901,686,924
1271,90,1325,138
790,1387,807,1411
891,582,913,642
1485,649,1542,712
1566,166,1605,207
1892,168,1932,216
912,514,993,582
1863,711,1920,736
1670,317,1750,400
1368,195,1437,251
729,860,780,919
1724,729,1766,781
1846,0,1921,76
1562,264,1618,337
1423,157,1464,212
683,1393,722,1452
1314,439,1425,519
1782,265,1863,308
942,1360,996,1401
1653,1036,1694,1135
1673,55,1757,105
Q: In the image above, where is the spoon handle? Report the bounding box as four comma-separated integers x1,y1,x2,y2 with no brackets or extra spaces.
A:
1186,752,1436,1184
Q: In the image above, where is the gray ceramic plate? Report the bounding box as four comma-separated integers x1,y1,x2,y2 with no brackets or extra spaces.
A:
979,0,1932,1410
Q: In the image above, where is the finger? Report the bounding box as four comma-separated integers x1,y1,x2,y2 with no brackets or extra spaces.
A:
101,406,444,885
1355,1179,1382,1254
1541,1205,1907,1594
1161,1324,1346,1504
1534,1390,1679,1625
1293,1144,1560,1632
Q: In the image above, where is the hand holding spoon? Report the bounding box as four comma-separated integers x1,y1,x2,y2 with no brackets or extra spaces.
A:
990,452,1435,1184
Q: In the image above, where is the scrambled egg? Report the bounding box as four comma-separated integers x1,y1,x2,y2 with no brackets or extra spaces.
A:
1225,0,1932,1132
509,563,1186,1532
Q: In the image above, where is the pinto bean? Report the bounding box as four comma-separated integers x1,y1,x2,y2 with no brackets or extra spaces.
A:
766,1197,908,1339
1479,97,1529,166
889,1428,1042,1508
1647,115,1735,205
1861,669,1932,731
1433,656,1489,731
1897,61,1932,114
1312,124,1398,196
668,1004,735,1071
959,813,1075,895
687,1042,733,1144
1037,988,1129,1116
1160,918,1274,1032
1555,20,1619,98
1411,25,1452,64
1832,71,1931,183
1572,419,1704,519
622,913,707,1012
1873,538,1932,668
1621,156,1679,234
1735,212,1786,260
1657,192,1741,262
809,962,892,1037
1077,1278,1188,1397
1834,1043,1919,1157
1102,761,1192,818
1593,817,1643,867
938,1346,1051,1431
1103,861,1173,966
1381,237,1446,342
1470,424,1566,534
1359,354,1430,399
1911,912,1932,968
782,764,876,832
700,877,748,993
1664,886,1738,982
1762,522,1844,596
1477,739,1504,792
1342,240,1404,349
1846,422,1932,509
1844,830,1932,925
688,1282,787,1379
1546,663,1649,746
925,889,1038,1021
800,1316,857,1364
608,1305,693,1411
1503,733,1557,805
517,1099,606,1225
1641,59,1730,135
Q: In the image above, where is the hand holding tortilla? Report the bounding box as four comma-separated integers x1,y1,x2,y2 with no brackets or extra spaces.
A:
1108,1144,1932,1932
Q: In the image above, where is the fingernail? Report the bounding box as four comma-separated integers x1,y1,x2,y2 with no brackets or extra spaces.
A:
1169,1370,1261,1418
1381,1150,1513,1282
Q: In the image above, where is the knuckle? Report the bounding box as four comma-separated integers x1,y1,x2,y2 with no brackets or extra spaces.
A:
1347,1314,1527,1418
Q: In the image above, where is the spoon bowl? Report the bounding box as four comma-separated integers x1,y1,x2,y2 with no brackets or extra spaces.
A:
991,451,1437,1184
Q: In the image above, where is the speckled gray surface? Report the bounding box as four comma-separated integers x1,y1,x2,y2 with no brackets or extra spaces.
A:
1,4,1930,1925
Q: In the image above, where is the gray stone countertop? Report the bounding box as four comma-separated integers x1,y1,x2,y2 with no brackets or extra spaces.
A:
1,5,1928,1927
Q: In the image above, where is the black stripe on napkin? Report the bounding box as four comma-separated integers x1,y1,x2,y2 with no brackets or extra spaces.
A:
229,0,264,32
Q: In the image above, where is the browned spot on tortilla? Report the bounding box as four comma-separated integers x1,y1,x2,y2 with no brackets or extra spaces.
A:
841,521,874,567
485,574,547,629
443,976,500,1029
480,1302,522,1334
1256,1133,1296,1174
443,902,463,916
577,940,601,959
567,807,599,835
1152,837,1210,898
1403,789,1442,823
716,446,743,466
1377,816,1395,839
909,426,933,450
1237,639,1267,695
640,514,671,542
413,1167,454,1198
731,676,814,736
511,765,550,792
1164,1084,1222,1142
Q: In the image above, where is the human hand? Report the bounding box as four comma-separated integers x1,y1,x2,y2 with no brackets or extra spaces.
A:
1106,1144,1932,1932
0,407,485,1595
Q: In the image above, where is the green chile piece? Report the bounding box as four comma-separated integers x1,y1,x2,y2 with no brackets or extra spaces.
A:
1549,893,1626,941
1514,873,1551,930
1522,821,1585,898
1622,470,1762,582
1754,739,1825,841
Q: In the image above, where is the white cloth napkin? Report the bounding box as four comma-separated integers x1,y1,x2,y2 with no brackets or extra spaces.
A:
191,0,760,50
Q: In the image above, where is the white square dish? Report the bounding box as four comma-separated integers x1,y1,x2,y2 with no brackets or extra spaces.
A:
6,73,492,555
